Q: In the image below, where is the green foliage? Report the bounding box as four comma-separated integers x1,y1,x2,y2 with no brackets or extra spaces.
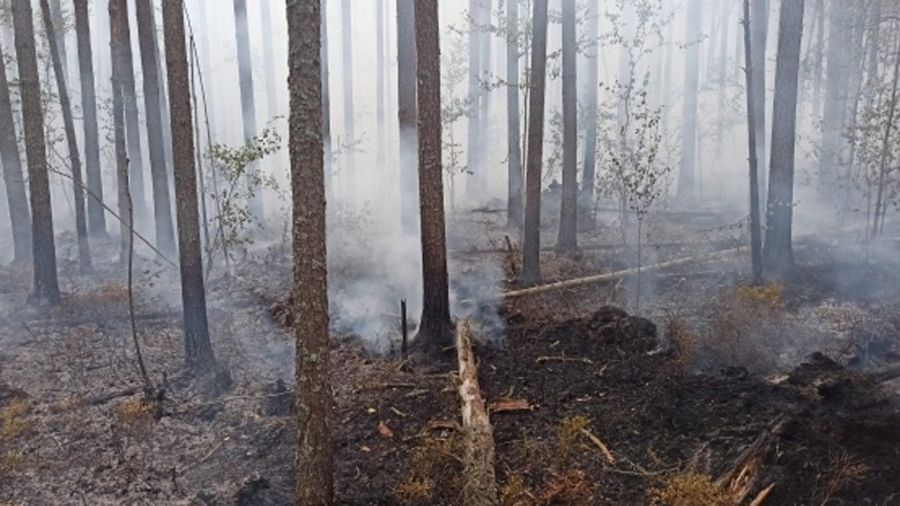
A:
208,128,281,262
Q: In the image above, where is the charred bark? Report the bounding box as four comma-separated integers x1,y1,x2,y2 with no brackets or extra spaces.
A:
163,0,218,373
11,0,60,303
743,0,764,284
0,38,31,264
521,0,549,285
414,0,453,351
763,0,805,277
750,0,768,201
287,0,334,501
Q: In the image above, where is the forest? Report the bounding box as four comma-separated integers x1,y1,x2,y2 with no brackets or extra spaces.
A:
1,0,900,504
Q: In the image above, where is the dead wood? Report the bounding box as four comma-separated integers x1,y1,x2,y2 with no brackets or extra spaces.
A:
87,386,141,406
505,247,746,298
456,320,498,505
715,418,787,504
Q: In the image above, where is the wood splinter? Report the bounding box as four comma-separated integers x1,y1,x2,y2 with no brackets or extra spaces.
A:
456,320,498,505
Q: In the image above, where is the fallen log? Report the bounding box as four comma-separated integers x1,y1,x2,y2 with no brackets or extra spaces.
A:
456,320,498,505
504,246,746,298
451,239,740,256
715,418,786,505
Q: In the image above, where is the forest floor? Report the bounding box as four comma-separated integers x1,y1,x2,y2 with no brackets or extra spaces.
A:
1,209,900,505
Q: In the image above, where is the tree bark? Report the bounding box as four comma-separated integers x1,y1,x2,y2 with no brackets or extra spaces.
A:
678,0,702,198
287,0,334,501
49,0,66,77
820,0,851,188
233,0,264,219
556,0,577,253
466,0,483,204
11,0,60,303
260,0,279,124
40,0,92,274
763,0,805,277
136,0,176,256
579,0,599,232
396,0,418,235
413,0,453,351
114,0,146,222
163,0,218,373
521,0,549,285
0,38,31,265
109,0,131,263
743,0,764,284
506,0,522,230
321,0,332,190
73,0,106,238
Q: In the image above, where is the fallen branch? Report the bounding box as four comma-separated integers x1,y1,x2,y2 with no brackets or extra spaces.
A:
750,483,775,506
580,428,615,464
87,386,141,406
715,418,786,505
505,247,746,298
536,356,594,365
456,320,498,505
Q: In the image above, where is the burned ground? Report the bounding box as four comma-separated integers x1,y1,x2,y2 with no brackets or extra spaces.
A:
2,216,900,505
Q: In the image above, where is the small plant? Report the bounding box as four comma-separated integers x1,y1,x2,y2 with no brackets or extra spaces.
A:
558,415,590,458
115,398,157,427
649,473,731,506
539,469,593,504
207,127,282,269
499,473,535,506
393,434,463,503
392,477,435,503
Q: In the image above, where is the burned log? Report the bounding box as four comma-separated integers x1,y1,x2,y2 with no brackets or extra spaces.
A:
456,320,498,505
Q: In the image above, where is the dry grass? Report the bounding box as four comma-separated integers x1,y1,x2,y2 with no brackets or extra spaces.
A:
499,473,535,506
392,434,463,504
0,399,30,476
539,469,593,504
558,415,591,459
815,451,869,505
649,473,731,506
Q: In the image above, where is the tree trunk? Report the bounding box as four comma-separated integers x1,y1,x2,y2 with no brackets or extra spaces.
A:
260,0,279,124
136,0,176,257
396,0,418,235
820,0,851,188
109,0,131,263
233,0,264,219
750,0,769,208
73,0,106,238
521,0,549,285
811,0,824,119
40,0,92,274
376,0,386,169
871,36,900,238
11,0,60,303
466,0,482,204
49,0,66,77
340,0,355,179
579,0,598,232
148,4,174,193
476,0,491,203
0,38,31,265
414,0,453,351
321,0,332,189
163,0,217,373
115,0,146,222
678,0,702,198
743,0,763,284
506,0,522,230
556,0,577,254
763,0,805,277
287,0,333,501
